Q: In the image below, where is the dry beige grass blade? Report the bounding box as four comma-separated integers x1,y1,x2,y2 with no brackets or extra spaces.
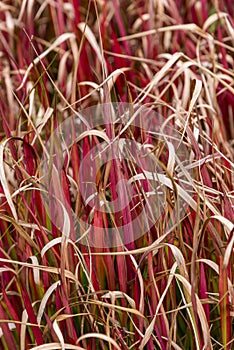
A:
223,233,234,268
0,140,18,221
160,243,189,278
2,62,16,119
77,24,95,45
53,319,65,350
28,256,40,286
210,215,234,233
20,300,43,350
41,237,63,258
32,107,54,145
180,79,202,144
101,291,136,309
128,254,145,314
76,333,122,350
70,129,110,147
175,274,212,349
57,51,71,85
161,338,183,350
78,22,107,74
37,281,61,326
81,68,130,94
16,0,30,24
11,184,35,198
136,52,184,104
202,215,234,245
27,83,35,118
165,141,176,175
202,12,231,32
20,308,28,350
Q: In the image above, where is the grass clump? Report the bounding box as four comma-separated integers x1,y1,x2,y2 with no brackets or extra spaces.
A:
0,1,233,349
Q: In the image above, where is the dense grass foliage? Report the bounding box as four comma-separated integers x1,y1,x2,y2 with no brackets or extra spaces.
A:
0,1,233,349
